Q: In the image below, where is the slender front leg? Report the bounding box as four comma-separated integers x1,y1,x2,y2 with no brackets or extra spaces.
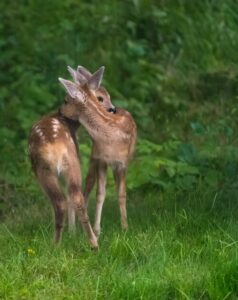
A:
94,161,107,237
114,167,128,230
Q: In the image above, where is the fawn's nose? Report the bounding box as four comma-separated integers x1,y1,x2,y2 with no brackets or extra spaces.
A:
108,107,116,114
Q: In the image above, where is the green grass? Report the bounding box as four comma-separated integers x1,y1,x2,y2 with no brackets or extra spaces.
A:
1,186,238,299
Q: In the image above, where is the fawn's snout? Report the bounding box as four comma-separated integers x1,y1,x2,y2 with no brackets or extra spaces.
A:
107,107,116,114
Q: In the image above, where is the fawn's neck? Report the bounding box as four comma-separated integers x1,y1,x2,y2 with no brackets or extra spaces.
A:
78,101,119,142
58,108,80,135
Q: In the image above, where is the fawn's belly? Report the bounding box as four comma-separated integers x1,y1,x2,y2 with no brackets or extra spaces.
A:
92,142,129,166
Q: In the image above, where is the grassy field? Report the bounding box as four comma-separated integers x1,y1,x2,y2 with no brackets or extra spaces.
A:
1,185,238,300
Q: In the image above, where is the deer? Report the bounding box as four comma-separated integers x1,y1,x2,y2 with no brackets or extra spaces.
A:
65,66,137,238
28,66,116,249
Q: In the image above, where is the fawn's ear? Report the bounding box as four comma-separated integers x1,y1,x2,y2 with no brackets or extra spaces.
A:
87,66,105,90
77,65,92,80
67,66,86,84
58,78,85,102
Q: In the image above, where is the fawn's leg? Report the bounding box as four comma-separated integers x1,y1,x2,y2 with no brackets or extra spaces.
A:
37,170,66,244
94,161,107,237
65,162,98,249
84,158,98,206
113,167,128,230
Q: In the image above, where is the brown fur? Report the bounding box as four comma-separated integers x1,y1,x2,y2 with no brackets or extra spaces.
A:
43,68,137,239
60,84,137,237
28,110,99,248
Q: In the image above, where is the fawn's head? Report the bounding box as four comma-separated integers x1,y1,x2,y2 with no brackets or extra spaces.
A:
66,66,116,113
59,66,115,120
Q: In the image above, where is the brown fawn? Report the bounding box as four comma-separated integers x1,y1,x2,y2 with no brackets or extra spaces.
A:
68,66,137,237
28,66,115,249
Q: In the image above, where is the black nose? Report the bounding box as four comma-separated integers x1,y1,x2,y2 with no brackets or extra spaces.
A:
108,107,116,114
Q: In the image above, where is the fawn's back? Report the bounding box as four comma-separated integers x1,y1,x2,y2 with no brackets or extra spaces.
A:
29,112,79,176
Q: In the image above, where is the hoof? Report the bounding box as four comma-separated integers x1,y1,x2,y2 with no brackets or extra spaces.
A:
90,233,99,250
90,240,99,251
121,223,128,230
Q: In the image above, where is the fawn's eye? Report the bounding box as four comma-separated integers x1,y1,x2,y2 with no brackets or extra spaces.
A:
97,96,104,102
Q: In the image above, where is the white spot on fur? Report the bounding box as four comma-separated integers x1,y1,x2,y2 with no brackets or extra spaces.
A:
35,128,46,140
53,133,58,138
35,128,42,134
51,118,59,125
52,125,59,132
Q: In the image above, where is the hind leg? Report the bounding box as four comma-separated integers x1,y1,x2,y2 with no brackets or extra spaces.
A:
65,161,98,249
37,169,66,244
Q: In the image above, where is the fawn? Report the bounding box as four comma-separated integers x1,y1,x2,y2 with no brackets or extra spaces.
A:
28,66,114,249
68,66,137,237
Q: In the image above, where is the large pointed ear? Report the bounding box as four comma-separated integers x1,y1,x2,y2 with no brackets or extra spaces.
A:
67,66,86,85
67,66,78,82
77,65,92,80
87,66,105,90
58,78,84,102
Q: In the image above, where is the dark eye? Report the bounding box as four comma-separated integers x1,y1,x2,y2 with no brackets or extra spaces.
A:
97,96,104,102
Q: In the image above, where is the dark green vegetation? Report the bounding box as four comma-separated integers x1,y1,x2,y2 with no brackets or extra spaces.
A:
1,0,238,299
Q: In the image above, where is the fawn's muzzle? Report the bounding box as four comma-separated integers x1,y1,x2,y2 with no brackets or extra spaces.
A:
108,107,116,114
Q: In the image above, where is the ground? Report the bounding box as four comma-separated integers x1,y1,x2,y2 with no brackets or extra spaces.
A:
1,187,238,299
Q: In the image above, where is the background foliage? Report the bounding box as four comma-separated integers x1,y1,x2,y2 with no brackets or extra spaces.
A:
1,0,238,198
1,1,238,298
